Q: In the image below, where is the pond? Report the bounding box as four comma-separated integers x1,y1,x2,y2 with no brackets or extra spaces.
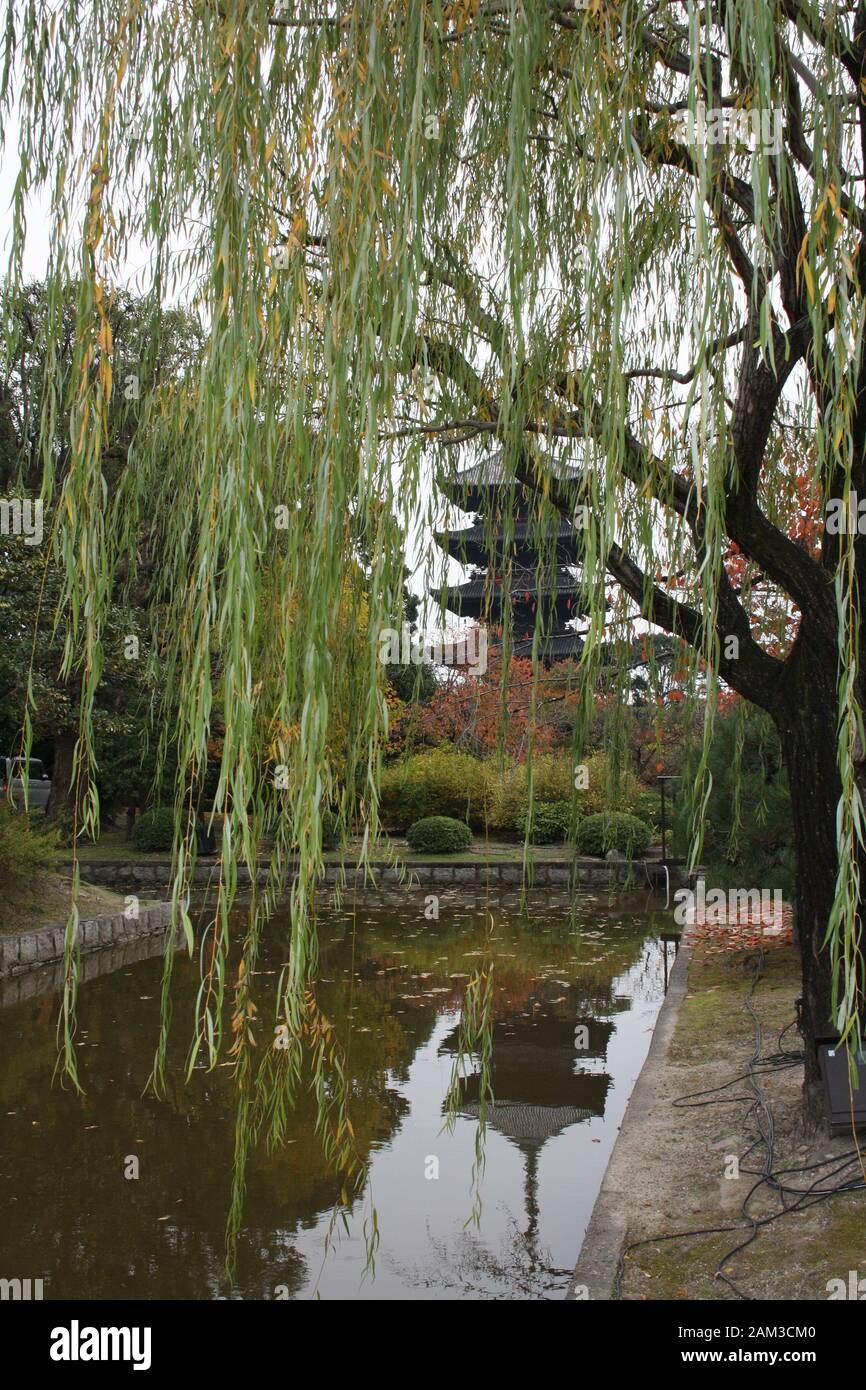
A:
0,889,676,1300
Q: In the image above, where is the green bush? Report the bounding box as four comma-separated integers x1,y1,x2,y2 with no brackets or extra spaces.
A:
489,751,647,833
490,754,574,832
406,815,473,854
131,807,175,852
630,786,660,832
0,808,59,888
379,746,488,829
575,811,652,858
321,808,341,850
382,747,655,838
522,801,573,843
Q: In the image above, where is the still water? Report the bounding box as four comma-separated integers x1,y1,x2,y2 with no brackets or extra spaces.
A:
0,889,675,1300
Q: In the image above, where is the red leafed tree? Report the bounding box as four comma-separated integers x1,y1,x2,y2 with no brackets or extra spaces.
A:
399,634,565,758
722,447,822,661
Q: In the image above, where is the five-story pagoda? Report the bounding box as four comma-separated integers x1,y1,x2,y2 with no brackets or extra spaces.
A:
432,451,590,664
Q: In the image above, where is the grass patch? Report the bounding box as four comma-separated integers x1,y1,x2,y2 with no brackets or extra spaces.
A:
0,870,134,934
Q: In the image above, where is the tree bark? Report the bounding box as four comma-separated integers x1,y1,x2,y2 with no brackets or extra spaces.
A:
775,629,843,1128
46,730,77,823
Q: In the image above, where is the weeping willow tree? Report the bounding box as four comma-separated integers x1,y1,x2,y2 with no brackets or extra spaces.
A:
2,0,866,1131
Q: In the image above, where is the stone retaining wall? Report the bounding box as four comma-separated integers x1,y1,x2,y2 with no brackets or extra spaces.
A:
0,902,174,979
78,856,693,892
0,927,176,1007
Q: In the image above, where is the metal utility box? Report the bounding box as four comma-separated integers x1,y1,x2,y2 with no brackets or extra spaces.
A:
816,1040,866,1136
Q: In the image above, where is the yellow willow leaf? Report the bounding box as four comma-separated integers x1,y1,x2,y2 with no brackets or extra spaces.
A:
802,258,816,303
115,49,128,90
834,423,844,451
247,365,256,403
796,229,809,282
828,285,837,316
265,133,278,164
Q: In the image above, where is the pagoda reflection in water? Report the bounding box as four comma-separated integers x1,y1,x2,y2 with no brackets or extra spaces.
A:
439,974,622,1256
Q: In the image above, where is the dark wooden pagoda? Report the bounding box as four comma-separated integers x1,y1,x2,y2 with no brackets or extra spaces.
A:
433,452,589,663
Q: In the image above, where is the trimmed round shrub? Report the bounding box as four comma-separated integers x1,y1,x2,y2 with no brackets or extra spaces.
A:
575,811,652,858
131,807,175,852
406,815,472,854
521,801,573,844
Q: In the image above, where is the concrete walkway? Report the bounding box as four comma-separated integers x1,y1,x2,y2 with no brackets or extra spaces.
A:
569,943,691,1300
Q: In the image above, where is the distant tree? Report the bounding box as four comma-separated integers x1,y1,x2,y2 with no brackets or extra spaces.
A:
0,279,203,492
674,703,795,898
406,637,561,758
380,582,437,705
0,521,161,822
0,282,203,819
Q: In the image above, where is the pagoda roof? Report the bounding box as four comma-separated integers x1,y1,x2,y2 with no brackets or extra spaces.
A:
513,632,584,661
434,517,584,566
438,449,584,511
437,565,584,603
435,595,585,626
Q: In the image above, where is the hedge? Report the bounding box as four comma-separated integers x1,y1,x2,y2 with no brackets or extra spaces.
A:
379,746,488,829
521,801,573,843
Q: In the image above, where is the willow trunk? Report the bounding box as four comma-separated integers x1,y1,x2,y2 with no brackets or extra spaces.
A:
775,626,847,1127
